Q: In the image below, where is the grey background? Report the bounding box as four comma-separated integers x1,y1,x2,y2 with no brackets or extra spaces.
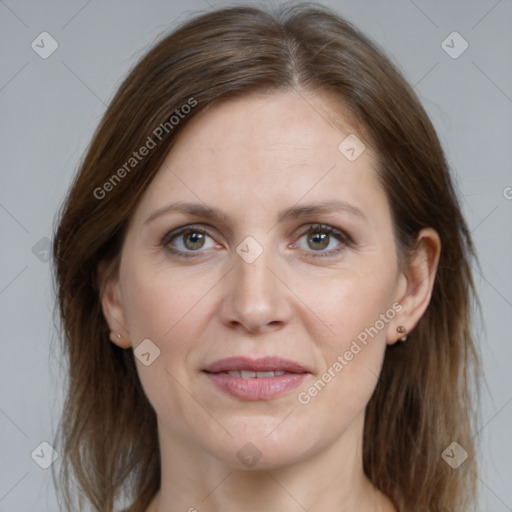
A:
0,0,511,510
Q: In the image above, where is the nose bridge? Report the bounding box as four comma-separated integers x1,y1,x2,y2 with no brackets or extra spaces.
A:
219,238,291,331
234,232,274,291
234,245,276,308
237,251,272,293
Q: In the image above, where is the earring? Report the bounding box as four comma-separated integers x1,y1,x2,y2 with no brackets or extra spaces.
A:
110,331,122,341
396,325,408,342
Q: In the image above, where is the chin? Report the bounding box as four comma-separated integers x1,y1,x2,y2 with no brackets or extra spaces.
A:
203,420,318,470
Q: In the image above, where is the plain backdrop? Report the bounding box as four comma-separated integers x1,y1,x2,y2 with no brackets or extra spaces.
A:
0,0,511,510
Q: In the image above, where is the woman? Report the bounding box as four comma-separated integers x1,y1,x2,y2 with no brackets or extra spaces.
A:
52,3,480,511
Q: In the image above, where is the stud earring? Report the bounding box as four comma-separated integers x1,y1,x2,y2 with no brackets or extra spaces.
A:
396,325,408,342
117,333,122,339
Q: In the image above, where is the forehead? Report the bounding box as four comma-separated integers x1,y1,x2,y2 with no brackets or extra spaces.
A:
133,90,387,222
171,90,371,165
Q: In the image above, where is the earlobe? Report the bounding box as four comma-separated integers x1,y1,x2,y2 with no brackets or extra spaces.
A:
98,260,131,349
108,331,129,347
387,228,441,345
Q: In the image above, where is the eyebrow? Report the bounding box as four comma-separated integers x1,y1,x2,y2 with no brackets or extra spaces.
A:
277,200,367,223
144,199,367,225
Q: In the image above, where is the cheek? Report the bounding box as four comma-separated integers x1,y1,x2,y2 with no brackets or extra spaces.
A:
295,265,397,408
303,264,398,347
120,255,217,344
117,257,206,380
118,261,216,430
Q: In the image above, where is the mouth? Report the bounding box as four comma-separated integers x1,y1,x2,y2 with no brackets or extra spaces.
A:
202,356,310,401
218,369,287,378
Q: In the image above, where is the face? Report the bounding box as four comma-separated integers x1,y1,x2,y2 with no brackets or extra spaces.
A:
104,90,411,469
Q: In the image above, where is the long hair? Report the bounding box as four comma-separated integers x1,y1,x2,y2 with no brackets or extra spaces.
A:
52,3,480,511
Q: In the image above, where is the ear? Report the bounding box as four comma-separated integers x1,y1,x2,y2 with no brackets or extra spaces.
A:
387,227,441,345
98,259,131,349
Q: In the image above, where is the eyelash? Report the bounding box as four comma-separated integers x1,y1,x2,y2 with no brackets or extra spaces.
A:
295,224,352,258
161,223,352,260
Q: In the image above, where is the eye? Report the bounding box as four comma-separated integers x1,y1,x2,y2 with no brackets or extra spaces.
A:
162,226,218,257
293,224,351,257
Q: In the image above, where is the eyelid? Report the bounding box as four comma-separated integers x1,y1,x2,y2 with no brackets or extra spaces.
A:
295,223,352,242
162,224,219,245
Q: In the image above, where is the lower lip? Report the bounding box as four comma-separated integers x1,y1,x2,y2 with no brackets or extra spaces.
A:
204,372,308,400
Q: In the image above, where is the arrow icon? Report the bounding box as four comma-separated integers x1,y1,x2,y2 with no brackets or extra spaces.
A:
32,237,52,262
442,441,468,468
441,32,468,59
236,442,262,467
134,339,161,366
236,236,263,263
339,134,365,161
31,441,59,468
31,32,59,59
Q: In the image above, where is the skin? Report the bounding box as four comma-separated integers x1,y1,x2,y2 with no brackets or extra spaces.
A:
101,90,440,512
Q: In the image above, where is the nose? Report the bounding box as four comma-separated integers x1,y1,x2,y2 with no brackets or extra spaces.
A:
218,248,293,334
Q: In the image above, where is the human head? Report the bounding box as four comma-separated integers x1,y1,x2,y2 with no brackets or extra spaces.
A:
52,3,479,511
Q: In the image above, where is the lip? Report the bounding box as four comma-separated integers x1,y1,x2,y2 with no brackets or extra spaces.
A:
203,356,310,374
203,356,310,401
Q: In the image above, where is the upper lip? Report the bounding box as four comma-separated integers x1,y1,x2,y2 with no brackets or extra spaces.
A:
203,356,310,374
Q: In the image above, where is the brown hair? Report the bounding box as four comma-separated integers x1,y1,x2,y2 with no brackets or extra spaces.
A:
52,3,480,511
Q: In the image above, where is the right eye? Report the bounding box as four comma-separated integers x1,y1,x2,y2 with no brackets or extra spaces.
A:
162,226,220,258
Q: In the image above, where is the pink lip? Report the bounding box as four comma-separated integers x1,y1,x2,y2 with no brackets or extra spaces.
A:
203,356,310,401
203,356,310,374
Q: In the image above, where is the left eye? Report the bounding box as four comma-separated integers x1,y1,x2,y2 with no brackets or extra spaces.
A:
293,225,348,255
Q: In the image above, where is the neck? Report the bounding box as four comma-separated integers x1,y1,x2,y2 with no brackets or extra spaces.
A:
147,412,396,512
